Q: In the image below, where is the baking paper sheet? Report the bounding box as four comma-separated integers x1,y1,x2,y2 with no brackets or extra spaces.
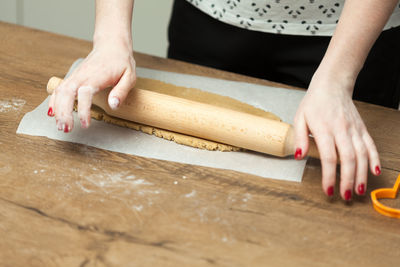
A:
17,59,307,182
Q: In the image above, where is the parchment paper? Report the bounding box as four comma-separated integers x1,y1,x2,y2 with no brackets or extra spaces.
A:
17,59,307,182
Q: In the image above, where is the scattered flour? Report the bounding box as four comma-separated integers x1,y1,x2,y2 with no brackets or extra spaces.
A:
242,193,252,203
125,175,136,180
83,171,153,190
185,190,197,198
75,181,93,193
74,170,163,217
227,195,236,203
0,98,26,113
132,179,152,185
132,205,143,211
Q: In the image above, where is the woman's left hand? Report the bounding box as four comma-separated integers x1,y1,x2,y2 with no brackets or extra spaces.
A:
293,71,381,201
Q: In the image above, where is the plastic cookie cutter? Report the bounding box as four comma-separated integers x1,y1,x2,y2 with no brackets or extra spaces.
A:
371,174,400,219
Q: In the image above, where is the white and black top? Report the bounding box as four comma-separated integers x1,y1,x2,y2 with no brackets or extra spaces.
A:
186,0,400,36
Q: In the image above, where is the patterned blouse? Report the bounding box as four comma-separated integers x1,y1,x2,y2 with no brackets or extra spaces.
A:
186,0,400,36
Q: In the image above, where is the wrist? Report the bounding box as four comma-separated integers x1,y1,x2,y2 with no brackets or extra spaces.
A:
310,66,356,97
94,0,134,48
312,60,358,93
319,56,360,80
93,30,133,50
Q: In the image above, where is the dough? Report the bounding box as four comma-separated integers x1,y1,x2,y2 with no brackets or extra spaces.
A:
84,77,281,152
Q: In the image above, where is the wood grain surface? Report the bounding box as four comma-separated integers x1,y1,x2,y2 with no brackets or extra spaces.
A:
0,21,400,267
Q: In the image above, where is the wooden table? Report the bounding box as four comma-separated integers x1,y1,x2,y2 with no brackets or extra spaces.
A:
1,22,399,267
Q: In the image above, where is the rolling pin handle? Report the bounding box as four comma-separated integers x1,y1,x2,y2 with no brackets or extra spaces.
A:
284,126,320,159
284,126,296,157
47,76,63,94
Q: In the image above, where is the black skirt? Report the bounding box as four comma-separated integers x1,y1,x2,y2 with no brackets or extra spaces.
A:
168,0,400,109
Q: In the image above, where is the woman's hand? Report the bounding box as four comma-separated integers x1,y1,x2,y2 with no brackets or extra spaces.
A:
48,0,135,131
294,71,381,201
48,38,136,131
292,0,397,200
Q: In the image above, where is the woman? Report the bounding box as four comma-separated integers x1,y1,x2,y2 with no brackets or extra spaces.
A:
48,0,400,201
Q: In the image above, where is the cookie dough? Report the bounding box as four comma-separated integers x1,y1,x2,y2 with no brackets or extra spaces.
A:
85,77,281,152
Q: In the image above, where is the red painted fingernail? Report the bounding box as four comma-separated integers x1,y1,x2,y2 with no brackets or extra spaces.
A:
294,148,302,160
47,107,53,117
375,166,381,176
358,184,365,195
327,186,334,197
63,124,69,133
344,190,352,201
81,120,87,129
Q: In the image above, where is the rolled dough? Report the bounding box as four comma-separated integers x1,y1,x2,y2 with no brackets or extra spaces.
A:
84,77,281,151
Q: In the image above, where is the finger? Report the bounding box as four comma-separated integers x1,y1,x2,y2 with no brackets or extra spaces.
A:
294,113,309,160
352,134,368,195
47,92,56,117
335,132,356,201
77,86,96,129
362,132,381,176
54,79,78,133
314,131,337,197
108,69,136,110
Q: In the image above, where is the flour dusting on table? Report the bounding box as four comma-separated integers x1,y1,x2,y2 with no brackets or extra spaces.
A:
0,98,26,113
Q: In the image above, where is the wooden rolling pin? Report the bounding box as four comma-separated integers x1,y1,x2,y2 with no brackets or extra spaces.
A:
47,77,319,158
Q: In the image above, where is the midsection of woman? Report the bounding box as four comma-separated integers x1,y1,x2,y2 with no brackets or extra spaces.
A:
169,0,400,108
185,0,400,36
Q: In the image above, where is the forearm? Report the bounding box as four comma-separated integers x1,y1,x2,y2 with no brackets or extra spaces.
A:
94,0,134,47
316,0,398,89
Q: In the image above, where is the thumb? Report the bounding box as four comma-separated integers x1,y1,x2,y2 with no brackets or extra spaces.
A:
108,69,136,110
294,113,309,160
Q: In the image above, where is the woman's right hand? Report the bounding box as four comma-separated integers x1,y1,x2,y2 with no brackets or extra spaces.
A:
48,37,136,132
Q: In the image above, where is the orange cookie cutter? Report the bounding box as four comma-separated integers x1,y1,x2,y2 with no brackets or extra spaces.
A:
371,174,400,218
